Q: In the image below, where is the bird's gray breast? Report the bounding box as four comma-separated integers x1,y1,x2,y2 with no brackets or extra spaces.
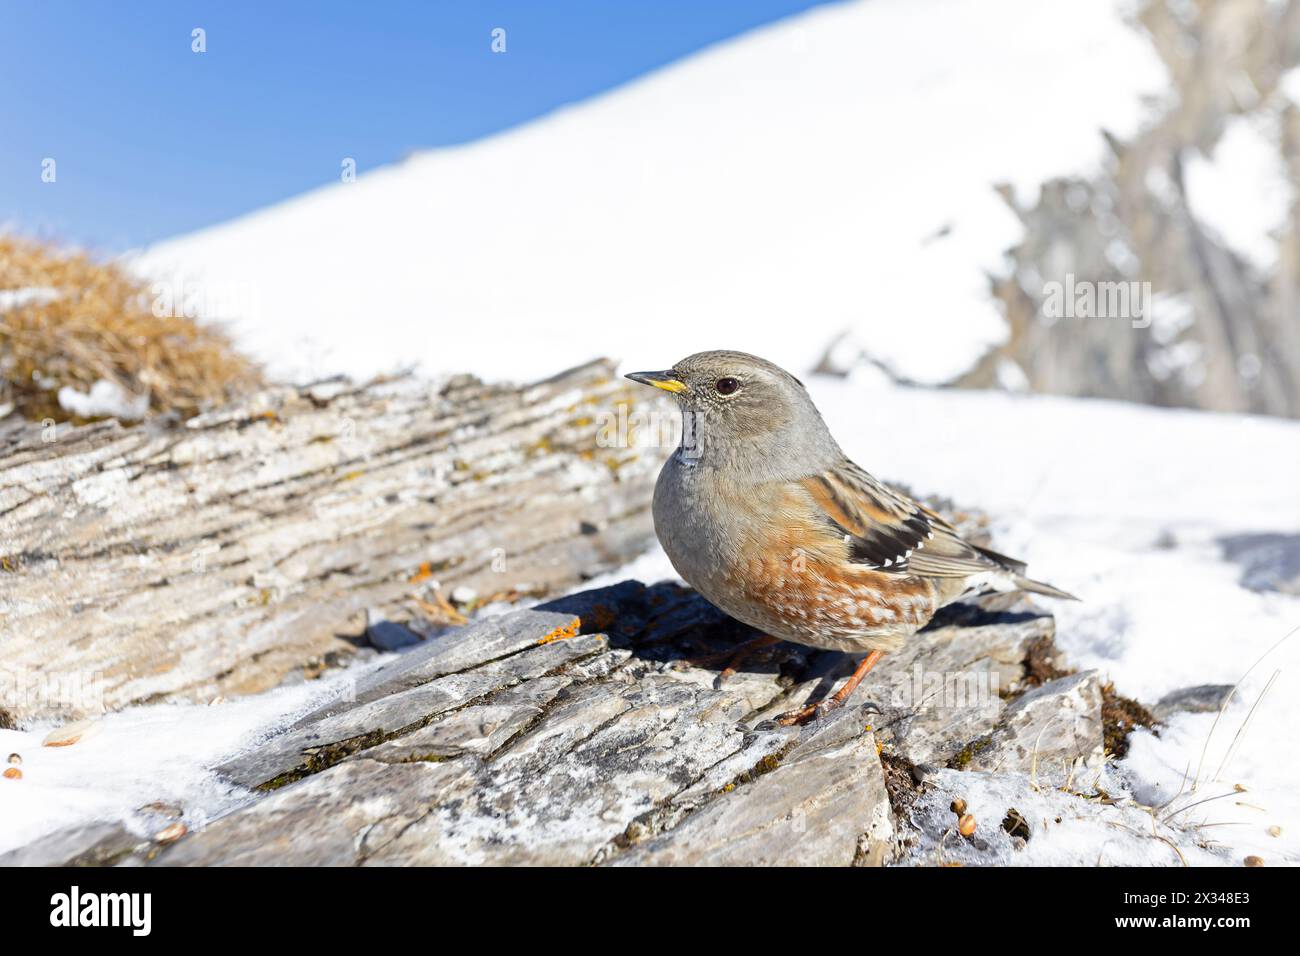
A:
654,454,722,582
652,452,750,609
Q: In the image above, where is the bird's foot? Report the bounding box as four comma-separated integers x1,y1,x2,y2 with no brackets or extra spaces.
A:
774,696,842,726
773,648,887,725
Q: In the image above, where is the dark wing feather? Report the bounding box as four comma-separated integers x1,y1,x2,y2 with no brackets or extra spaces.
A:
800,460,1002,578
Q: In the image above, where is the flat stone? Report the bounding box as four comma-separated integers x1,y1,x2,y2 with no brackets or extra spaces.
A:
1153,683,1235,721
156,758,476,866
218,633,608,787
339,608,583,708
42,718,102,748
962,671,1104,781
357,675,571,763
365,615,424,652
1219,533,1300,596
612,717,893,866
0,822,141,867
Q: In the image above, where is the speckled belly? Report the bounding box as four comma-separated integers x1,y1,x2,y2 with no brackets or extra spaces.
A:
652,460,939,653
708,552,940,653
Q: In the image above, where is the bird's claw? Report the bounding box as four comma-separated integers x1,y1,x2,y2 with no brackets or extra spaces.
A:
774,698,836,726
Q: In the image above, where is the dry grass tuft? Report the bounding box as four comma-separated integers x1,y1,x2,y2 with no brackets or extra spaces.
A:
0,233,261,422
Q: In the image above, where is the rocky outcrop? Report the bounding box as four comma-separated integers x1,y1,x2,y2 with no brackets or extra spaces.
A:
53,580,1113,868
958,672,1105,782
959,0,1300,419
0,351,1136,866
0,360,669,723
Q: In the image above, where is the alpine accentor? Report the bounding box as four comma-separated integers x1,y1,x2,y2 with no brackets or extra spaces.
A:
627,350,1074,724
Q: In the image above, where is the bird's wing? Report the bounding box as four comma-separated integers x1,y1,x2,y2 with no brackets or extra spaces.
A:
799,460,1001,577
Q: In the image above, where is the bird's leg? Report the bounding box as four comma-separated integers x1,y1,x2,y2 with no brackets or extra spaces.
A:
776,649,886,726
717,634,782,683
684,634,780,682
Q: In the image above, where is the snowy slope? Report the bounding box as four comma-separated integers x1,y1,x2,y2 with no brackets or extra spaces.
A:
135,0,1165,386
4,381,1298,864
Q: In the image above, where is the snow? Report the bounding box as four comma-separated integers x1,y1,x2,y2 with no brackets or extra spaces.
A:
1282,65,1300,105
0,666,371,854
133,0,1165,388
1184,111,1291,271
57,379,150,420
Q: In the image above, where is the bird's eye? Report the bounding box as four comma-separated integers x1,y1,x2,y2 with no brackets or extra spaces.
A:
714,377,740,396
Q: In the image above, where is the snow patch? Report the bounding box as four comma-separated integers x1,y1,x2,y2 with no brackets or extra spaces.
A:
58,379,150,421
1184,111,1291,271
0,666,376,854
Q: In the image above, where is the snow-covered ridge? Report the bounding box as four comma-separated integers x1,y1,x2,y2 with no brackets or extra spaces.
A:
134,0,1165,387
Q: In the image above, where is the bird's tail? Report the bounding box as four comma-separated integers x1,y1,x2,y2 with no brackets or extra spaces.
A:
1010,574,1079,601
972,544,1079,601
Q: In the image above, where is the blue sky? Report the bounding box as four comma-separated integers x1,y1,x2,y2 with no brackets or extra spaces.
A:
2,0,836,251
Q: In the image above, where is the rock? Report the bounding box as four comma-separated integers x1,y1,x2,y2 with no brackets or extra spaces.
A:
960,671,1105,781
959,2,1300,420
343,608,585,707
612,714,894,867
157,759,477,866
152,822,187,845
362,674,760,866
0,822,141,867
42,719,100,748
217,629,608,789
364,612,424,652
1219,533,1300,596
1153,683,1236,721
0,360,669,722
120,578,1084,866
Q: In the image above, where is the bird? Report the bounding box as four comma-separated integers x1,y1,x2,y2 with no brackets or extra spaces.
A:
626,350,1075,725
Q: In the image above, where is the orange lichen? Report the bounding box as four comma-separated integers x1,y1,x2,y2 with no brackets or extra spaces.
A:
537,617,581,645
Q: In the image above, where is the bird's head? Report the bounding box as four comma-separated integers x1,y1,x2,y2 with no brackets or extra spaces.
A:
625,350,836,473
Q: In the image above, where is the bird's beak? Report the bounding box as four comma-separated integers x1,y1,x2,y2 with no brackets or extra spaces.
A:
625,370,687,394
